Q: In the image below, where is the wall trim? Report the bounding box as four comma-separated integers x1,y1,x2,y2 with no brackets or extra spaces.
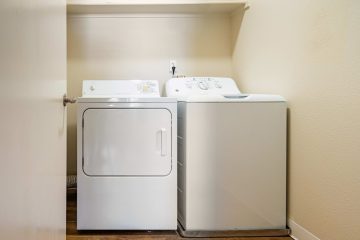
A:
288,219,321,240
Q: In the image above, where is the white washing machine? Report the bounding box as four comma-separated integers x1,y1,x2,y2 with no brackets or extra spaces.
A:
166,77,288,236
77,80,177,230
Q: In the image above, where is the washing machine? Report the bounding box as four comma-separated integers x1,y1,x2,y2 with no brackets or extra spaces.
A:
166,77,288,236
77,80,177,230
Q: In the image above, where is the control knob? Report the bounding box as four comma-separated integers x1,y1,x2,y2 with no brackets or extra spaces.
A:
198,80,209,90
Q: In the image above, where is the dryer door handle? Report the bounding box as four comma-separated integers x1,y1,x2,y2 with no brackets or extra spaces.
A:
160,128,167,156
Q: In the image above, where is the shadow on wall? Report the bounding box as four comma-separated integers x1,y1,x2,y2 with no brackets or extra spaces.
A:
67,123,77,175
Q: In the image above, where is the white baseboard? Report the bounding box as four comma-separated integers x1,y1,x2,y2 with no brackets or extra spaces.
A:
288,219,320,240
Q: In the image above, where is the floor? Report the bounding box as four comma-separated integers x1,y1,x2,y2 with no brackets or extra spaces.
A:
67,190,292,240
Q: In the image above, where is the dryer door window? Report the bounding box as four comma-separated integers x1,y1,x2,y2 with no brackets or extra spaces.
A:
82,108,172,176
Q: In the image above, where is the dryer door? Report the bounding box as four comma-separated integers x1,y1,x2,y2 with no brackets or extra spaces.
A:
82,108,172,176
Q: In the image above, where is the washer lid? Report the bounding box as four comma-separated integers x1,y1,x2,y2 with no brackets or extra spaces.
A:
82,80,160,98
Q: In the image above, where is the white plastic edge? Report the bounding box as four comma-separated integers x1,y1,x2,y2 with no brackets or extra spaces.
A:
77,97,177,103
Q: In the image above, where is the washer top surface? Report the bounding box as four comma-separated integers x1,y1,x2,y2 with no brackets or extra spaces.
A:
78,80,176,103
165,77,285,102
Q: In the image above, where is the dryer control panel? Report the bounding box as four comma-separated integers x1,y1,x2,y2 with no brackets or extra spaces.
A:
82,80,160,97
165,77,241,98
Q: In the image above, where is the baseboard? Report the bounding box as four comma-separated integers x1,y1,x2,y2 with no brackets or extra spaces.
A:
288,219,320,240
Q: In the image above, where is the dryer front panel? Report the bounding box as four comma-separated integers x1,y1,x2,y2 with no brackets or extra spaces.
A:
82,108,172,176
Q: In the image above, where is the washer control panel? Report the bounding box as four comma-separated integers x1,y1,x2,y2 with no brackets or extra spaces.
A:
82,80,160,97
166,77,241,97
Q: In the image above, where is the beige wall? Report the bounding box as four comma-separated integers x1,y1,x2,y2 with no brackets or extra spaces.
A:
67,14,237,174
233,0,360,239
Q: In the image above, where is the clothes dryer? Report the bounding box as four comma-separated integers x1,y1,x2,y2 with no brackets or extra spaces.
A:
77,80,177,230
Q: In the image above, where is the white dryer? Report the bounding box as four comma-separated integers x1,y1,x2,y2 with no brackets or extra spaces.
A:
166,77,288,236
77,80,177,230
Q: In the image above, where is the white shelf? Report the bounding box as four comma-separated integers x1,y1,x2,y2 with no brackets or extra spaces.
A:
67,0,247,15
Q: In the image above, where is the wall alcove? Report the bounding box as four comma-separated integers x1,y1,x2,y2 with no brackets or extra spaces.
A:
66,0,248,174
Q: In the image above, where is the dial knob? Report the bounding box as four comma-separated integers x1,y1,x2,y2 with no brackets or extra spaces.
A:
198,80,209,90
